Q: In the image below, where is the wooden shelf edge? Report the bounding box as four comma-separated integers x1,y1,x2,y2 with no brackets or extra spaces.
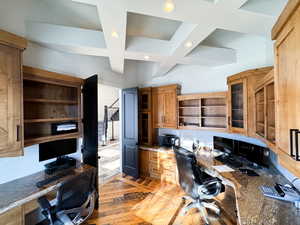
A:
24,117,80,123
24,132,81,147
24,98,78,104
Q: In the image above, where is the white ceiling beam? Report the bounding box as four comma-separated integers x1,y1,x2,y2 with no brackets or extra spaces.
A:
26,22,235,67
96,1,127,74
216,0,249,9
71,0,96,5
153,24,216,77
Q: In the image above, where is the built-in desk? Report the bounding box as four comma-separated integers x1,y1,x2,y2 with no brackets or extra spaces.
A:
196,152,300,225
140,146,300,225
0,164,95,225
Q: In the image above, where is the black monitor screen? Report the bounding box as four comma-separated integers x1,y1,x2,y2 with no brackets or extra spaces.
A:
39,139,77,162
213,136,234,154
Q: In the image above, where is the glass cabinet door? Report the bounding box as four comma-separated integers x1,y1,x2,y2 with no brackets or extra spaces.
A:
231,83,244,128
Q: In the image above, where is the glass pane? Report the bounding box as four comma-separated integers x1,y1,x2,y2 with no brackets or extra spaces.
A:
231,83,244,128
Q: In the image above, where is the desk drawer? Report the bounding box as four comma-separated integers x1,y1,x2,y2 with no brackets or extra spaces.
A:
0,206,23,225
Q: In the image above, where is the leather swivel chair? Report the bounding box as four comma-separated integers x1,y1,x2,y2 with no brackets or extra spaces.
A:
174,147,225,225
38,168,97,225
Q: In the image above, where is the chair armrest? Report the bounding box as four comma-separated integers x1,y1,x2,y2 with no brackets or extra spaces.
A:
198,178,223,199
38,196,54,224
38,196,51,210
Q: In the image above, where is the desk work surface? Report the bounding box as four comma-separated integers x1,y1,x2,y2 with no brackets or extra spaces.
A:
0,164,94,215
196,152,300,225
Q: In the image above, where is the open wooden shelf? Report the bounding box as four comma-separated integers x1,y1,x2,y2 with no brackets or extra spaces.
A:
24,98,78,104
24,132,81,147
255,74,275,145
24,117,80,124
178,92,227,130
23,66,83,146
179,106,200,109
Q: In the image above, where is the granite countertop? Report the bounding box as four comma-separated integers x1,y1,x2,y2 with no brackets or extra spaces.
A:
0,164,94,215
196,152,300,225
139,145,174,153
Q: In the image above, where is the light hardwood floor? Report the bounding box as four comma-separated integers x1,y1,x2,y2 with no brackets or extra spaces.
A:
86,175,237,225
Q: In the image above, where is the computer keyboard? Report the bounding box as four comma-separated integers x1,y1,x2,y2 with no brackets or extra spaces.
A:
215,156,243,168
261,185,282,198
36,170,75,188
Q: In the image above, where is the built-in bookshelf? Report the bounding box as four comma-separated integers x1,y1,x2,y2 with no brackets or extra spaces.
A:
23,66,84,147
255,70,275,145
178,92,227,130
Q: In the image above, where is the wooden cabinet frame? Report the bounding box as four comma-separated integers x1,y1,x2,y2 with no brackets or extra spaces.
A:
254,70,275,150
228,78,248,135
23,66,84,147
152,84,180,129
227,67,273,136
0,30,27,157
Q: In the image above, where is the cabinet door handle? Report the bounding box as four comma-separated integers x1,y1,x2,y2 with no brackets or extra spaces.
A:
16,125,21,142
290,129,300,160
228,116,231,126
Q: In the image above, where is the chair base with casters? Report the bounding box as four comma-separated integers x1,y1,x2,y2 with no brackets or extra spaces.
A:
182,196,220,225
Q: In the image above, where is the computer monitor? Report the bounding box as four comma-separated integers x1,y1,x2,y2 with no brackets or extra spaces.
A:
39,138,77,162
213,136,234,154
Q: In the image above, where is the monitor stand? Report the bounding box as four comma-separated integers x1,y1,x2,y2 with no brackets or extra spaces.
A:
44,156,77,175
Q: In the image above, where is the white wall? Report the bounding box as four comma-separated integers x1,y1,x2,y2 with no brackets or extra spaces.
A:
0,143,82,185
23,42,139,88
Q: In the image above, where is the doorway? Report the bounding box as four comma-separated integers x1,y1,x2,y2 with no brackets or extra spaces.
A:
98,84,121,183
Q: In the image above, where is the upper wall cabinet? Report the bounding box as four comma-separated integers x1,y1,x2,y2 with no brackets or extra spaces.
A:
23,66,84,147
272,0,300,176
227,67,273,136
254,70,275,150
0,30,27,157
178,92,227,131
152,84,180,129
139,87,153,146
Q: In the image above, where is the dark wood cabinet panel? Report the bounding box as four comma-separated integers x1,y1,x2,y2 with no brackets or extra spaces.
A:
0,44,23,157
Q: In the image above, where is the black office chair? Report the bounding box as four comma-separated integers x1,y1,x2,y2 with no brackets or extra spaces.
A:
38,168,97,225
174,147,225,225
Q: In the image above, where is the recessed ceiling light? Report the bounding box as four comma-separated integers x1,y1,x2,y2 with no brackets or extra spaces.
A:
111,31,119,38
164,0,175,13
144,55,150,60
185,41,193,48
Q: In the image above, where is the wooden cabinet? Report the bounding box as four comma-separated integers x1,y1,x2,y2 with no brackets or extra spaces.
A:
254,70,275,149
23,66,84,147
0,206,24,225
139,87,152,112
272,0,300,176
228,78,248,134
178,92,227,131
139,88,153,146
0,30,27,157
152,84,180,129
139,149,178,185
227,67,273,136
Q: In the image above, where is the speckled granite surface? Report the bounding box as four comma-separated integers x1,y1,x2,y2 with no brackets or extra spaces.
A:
139,145,175,153
196,153,300,225
0,164,94,215
142,146,300,225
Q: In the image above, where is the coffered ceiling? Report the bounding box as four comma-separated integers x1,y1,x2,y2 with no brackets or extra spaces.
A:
24,0,288,76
